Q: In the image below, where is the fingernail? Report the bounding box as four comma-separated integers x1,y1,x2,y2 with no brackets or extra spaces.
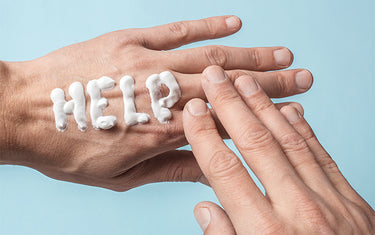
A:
187,99,208,116
295,70,312,90
204,66,228,83
283,106,302,123
273,48,291,66
195,207,211,232
225,16,239,29
236,75,259,96
198,174,210,186
289,103,304,116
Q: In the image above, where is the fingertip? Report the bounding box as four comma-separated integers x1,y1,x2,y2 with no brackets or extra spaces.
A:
202,65,228,83
194,204,211,232
224,15,242,32
289,102,304,116
194,201,236,235
203,65,224,75
273,47,294,67
234,74,260,97
186,98,208,116
280,105,303,124
295,69,313,91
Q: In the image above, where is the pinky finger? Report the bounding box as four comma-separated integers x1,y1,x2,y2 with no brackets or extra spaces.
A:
194,201,236,235
280,105,373,210
275,102,304,116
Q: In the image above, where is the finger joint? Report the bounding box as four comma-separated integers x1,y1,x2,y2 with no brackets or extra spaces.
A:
235,124,275,152
205,46,228,67
168,22,189,42
249,49,262,69
208,150,243,179
279,132,310,154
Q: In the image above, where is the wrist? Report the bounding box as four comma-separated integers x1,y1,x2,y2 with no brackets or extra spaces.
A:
0,61,37,164
0,59,77,170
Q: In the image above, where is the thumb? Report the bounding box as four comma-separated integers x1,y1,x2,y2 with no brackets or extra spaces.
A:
194,201,236,235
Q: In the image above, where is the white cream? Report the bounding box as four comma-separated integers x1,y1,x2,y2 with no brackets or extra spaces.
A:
146,71,181,123
50,82,87,132
87,76,117,130
51,71,181,131
120,75,150,125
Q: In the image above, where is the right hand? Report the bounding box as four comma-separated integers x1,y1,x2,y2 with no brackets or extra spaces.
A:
183,66,374,234
0,16,312,191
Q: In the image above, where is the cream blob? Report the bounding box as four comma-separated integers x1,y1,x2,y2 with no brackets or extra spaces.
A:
146,71,181,123
87,76,117,130
120,75,150,126
50,82,87,132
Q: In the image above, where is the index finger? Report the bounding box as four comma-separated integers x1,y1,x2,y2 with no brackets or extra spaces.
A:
135,15,241,50
201,66,302,200
183,98,273,233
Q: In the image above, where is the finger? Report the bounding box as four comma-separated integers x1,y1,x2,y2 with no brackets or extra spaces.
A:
233,74,334,194
173,71,206,109
136,15,241,50
183,98,273,233
175,69,313,108
281,105,375,210
227,69,313,98
111,150,206,191
167,46,293,72
201,65,302,200
275,102,304,115
211,102,303,140
194,201,235,235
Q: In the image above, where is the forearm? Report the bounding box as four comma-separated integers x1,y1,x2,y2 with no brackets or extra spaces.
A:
0,60,13,162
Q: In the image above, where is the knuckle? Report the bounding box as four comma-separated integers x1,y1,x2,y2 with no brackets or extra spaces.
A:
295,198,330,232
165,163,186,182
107,30,138,46
279,132,309,153
168,21,189,41
320,157,340,174
274,72,290,97
163,123,185,141
250,97,274,114
295,195,323,219
203,19,217,37
236,124,274,152
297,123,316,142
205,46,228,67
208,150,243,178
120,47,158,70
249,48,262,69
210,87,241,106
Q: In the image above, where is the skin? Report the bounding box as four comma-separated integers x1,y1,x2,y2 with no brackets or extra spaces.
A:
183,66,375,234
0,16,313,191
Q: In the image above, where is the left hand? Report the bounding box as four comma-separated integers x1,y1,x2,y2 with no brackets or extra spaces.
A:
183,66,375,234
0,16,311,191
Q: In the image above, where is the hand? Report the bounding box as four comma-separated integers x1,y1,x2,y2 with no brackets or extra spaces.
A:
0,16,312,191
183,66,374,234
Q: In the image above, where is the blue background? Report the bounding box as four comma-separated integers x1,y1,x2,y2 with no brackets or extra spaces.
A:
0,0,374,234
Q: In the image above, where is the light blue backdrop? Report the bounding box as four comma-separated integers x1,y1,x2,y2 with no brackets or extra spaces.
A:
0,0,374,234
